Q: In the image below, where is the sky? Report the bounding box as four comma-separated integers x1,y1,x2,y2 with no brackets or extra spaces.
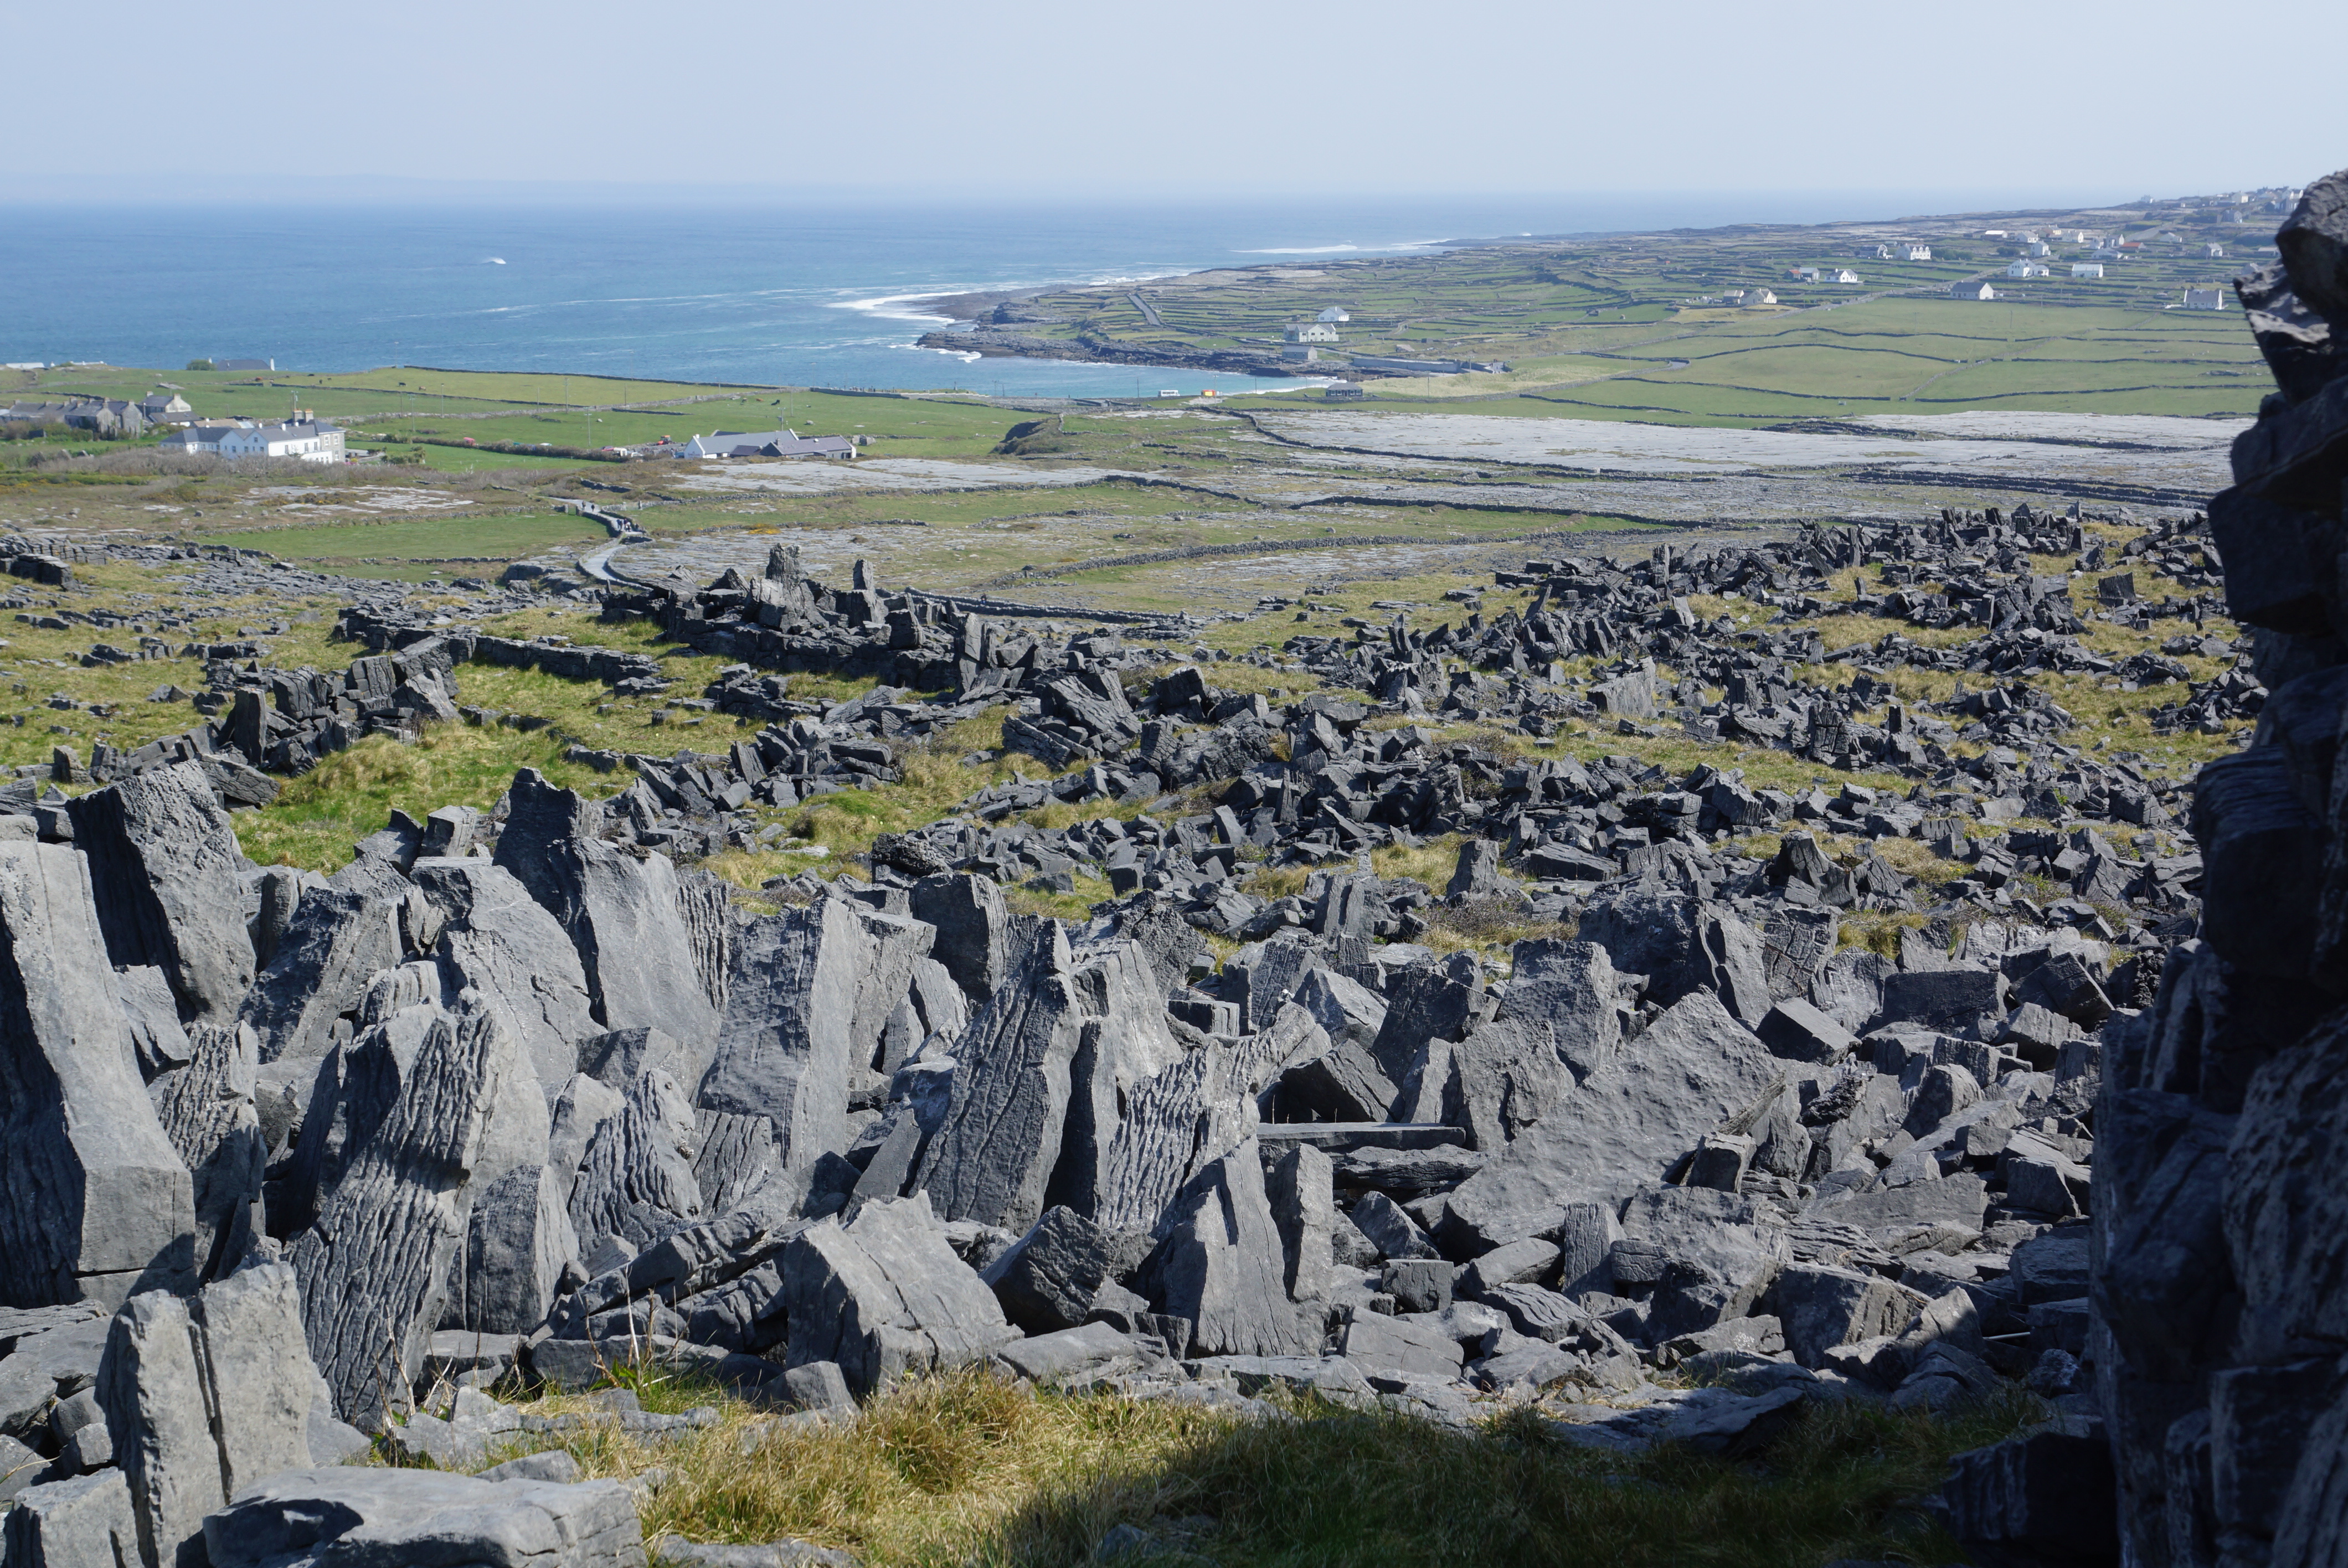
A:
7,0,2343,208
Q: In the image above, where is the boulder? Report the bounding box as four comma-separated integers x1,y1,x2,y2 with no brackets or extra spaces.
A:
1439,991,1785,1254
0,839,195,1308
200,1468,647,1568
289,1007,522,1428
980,1206,1137,1334
147,1023,266,1283
411,858,598,1100
779,1194,1018,1399
569,1068,703,1261
2,1470,140,1567
1138,1139,1317,1359
66,764,256,1024
234,886,401,1068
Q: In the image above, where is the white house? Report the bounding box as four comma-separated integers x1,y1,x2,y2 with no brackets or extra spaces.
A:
1875,244,1895,259
2072,262,2105,280
1789,265,1822,282
2182,288,2228,310
2006,260,2051,278
2205,243,2226,259
1315,306,1350,323
1284,321,1341,344
164,417,343,463
1833,269,1862,284
1950,280,1997,301
676,427,853,460
1901,243,1933,261
1742,288,1778,307
2025,240,2053,257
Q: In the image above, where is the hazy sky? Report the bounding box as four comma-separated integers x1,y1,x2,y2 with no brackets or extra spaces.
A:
9,0,2342,207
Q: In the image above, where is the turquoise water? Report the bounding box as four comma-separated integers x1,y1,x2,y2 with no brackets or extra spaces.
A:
0,194,2027,395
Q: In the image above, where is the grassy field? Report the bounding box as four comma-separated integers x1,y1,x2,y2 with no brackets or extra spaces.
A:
402,1364,2036,1568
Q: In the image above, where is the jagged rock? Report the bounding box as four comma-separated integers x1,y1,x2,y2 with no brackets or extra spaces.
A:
66,763,256,1024
117,964,193,1081
1265,1143,1334,1304
147,1023,266,1282
779,1193,1017,1399
1439,991,1785,1253
1942,1431,2120,1568
980,1206,1139,1334
1139,1138,1316,1359
411,857,599,1098
493,770,718,1053
450,1163,579,1336
289,1007,523,1428
2,1469,140,1567
915,925,1088,1233
0,838,195,1308
569,1068,702,1260
1291,966,1388,1047
202,1468,647,1568
1772,1263,1927,1369
235,886,401,1069
909,872,1032,1003
1349,1190,1439,1261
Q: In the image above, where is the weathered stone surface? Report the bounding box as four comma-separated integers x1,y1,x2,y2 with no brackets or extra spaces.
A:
1771,1264,1925,1369
2,1469,140,1568
234,886,401,1068
1264,1144,1333,1305
117,965,192,1081
66,764,256,1024
1291,965,1388,1048
289,1007,518,1428
995,1321,1145,1387
569,1069,702,1261
980,1206,1136,1334
0,839,195,1309
451,1163,579,1336
779,1194,1017,1398
2226,1008,2348,1352
147,1023,266,1282
915,925,1088,1233
1439,991,1784,1254
1337,1307,1463,1380
411,857,599,1100
99,1291,221,1568
1049,942,1191,1223
909,872,1026,1002
1942,1431,2121,1568
493,771,718,1052
201,1467,648,1568
1279,1038,1397,1123
698,899,877,1180
1139,1139,1317,1359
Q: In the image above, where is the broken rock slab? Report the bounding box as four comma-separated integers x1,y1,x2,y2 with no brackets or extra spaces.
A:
1439,991,1785,1254
66,762,256,1025
201,1467,648,1568
780,1193,1018,1399
0,838,195,1309
1139,1138,1319,1360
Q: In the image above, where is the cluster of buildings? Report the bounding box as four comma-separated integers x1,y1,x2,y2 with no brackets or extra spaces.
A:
162,415,346,463
2,391,192,436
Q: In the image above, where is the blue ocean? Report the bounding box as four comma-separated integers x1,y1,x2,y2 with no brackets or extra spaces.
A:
0,193,2047,396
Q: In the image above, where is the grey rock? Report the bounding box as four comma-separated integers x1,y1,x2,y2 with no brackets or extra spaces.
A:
412,858,599,1100
647,1536,849,1567
1291,966,1388,1048
99,1291,222,1567
981,1206,1136,1334
780,1360,853,1414
1139,1139,1317,1359
451,1163,579,1335
478,1450,581,1484
569,1068,703,1260
235,886,402,1068
1365,955,1483,1088
909,872,1027,1002
1337,1307,1463,1381
1278,1038,1397,1123
1755,998,1857,1063
779,1193,1018,1398
1439,991,1785,1253
1772,1264,1927,1369
1348,1191,1438,1261
290,1007,523,1429
1691,908,1773,1025
117,964,193,1081
493,771,718,1053
996,1321,1145,1386
147,1023,266,1282
1264,1144,1333,1304
201,1467,647,1568
66,764,256,1024
1047,941,1193,1225
549,1072,627,1189
0,839,195,1308
1942,1431,2120,1568
2,1469,140,1568
915,925,1089,1233
699,899,879,1183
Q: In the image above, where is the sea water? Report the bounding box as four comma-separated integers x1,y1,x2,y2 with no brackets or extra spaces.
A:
0,194,2019,396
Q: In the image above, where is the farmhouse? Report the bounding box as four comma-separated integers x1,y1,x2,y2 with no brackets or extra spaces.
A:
1315,306,1349,323
2,396,151,436
162,416,344,463
137,391,194,424
677,428,855,460
1283,321,1342,344
2182,288,2228,310
1901,243,1933,261
1832,269,1861,284
2072,262,2105,280
1949,280,1997,301
2205,243,2227,259
2006,260,2051,278
1742,287,1778,307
